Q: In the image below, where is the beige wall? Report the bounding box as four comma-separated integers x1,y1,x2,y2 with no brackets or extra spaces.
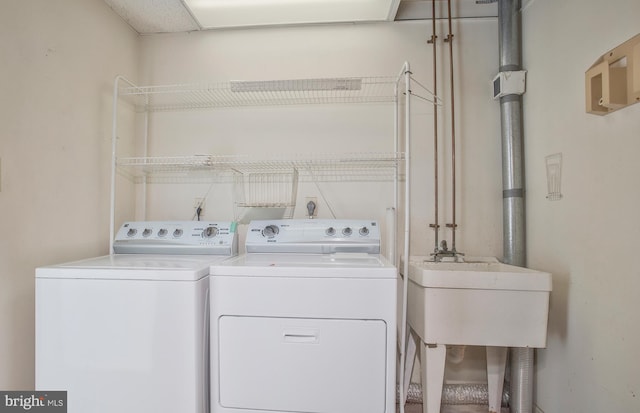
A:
523,0,640,411
0,0,138,388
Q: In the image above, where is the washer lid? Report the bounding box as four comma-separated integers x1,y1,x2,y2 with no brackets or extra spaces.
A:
209,253,397,279
36,254,231,281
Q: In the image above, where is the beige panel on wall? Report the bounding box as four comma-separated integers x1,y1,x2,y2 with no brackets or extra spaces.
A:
585,32,640,115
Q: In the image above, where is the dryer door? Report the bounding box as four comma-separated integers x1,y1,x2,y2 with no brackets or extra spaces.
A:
218,316,387,413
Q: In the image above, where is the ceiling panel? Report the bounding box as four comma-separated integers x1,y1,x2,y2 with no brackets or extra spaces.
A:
103,0,199,34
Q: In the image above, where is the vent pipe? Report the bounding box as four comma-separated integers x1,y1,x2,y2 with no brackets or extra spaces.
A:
497,1,533,413
499,1,525,266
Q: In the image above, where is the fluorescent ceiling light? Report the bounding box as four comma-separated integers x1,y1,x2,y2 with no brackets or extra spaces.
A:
184,0,401,29
230,78,362,92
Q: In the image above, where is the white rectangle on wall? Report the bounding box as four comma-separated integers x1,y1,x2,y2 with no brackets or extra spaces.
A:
545,153,563,201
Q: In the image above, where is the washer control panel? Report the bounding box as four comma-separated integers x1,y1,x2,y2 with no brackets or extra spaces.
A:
113,221,238,255
246,219,380,254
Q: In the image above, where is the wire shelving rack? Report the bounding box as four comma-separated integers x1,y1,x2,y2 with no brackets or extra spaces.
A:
118,77,398,111
110,63,423,258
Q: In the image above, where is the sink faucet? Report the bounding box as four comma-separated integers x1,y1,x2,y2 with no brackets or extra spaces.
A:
430,239,464,262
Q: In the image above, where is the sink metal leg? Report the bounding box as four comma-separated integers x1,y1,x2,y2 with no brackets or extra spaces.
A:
420,343,446,413
486,346,507,413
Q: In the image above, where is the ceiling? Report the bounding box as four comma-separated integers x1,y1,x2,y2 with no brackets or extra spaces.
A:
103,0,498,35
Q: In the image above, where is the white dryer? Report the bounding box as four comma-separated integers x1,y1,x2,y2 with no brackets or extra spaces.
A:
209,219,397,413
36,221,237,413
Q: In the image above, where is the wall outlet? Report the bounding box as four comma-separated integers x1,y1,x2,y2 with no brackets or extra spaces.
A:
194,198,206,218
305,197,318,217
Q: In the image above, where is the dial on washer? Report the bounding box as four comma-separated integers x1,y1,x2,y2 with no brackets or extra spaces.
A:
203,226,219,239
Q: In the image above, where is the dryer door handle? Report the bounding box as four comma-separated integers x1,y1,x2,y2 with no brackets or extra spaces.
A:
283,329,319,344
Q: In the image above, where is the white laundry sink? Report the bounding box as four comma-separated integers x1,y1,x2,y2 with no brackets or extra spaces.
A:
400,257,551,413
403,256,552,348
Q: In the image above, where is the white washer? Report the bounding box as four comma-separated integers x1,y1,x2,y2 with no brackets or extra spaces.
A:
36,221,238,413
210,219,397,413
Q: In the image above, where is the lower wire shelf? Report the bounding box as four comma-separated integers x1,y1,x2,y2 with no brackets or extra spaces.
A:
116,152,406,184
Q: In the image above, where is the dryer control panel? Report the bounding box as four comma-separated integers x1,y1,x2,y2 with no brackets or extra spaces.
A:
246,219,380,254
114,221,238,255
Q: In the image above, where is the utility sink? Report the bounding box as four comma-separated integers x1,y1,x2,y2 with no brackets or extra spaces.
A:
400,257,552,413
404,256,552,348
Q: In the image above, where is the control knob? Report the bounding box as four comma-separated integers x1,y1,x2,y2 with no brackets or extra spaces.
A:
325,227,336,236
158,229,168,237
262,225,280,238
173,229,183,238
342,227,353,237
142,228,152,237
126,228,137,237
359,227,370,236
203,226,219,239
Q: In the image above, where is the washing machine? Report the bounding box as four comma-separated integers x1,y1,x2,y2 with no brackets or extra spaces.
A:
35,221,237,413
209,219,397,413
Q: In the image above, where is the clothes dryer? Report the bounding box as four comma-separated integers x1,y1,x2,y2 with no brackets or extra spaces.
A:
36,221,237,413
209,219,396,413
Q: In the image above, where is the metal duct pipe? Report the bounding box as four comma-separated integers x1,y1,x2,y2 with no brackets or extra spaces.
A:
402,383,510,406
498,0,526,267
499,0,524,265
498,1,533,413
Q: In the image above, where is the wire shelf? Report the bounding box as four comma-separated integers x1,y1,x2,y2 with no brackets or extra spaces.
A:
116,152,405,184
118,77,399,111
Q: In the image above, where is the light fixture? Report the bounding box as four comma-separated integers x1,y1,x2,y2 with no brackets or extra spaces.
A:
183,0,401,29
230,78,362,92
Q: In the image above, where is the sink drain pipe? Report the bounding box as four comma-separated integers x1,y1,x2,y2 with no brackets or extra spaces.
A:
498,1,533,413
